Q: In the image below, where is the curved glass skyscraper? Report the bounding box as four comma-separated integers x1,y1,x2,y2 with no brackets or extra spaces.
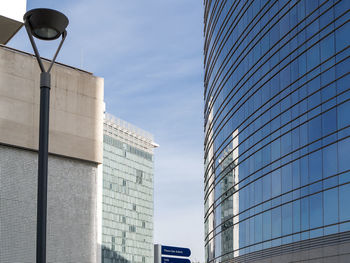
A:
204,1,350,262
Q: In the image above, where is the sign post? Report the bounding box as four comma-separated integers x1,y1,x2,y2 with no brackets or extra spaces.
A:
154,244,191,263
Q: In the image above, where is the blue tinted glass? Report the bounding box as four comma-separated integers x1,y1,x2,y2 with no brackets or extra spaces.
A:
339,172,350,184
255,214,263,243
292,160,301,188
282,203,293,235
324,188,339,225
338,138,350,172
339,184,350,221
335,21,350,52
309,181,322,194
300,157,309,186
310,193,323,229
282,164,292,193
301,197,309,231
324,225,339,236
293,200,301,232
271,169,281,197
340,222,350,232
239,220,246,248
203,0,350,259
308,117,322,142
255,179,263,205
263,210,271,241
263,173,272,201
320,34,335,61
323,144,338,178
309,150,322,183
337,100,350,129
271,139,281,161
323,176,338,189
272,207,281,238
310,228,324,239
322,108,337,136
249,217,254,246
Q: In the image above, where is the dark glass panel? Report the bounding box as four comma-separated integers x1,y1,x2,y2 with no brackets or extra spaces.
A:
339,183,350,221
323,143,338,178
271,207,282,238
301,197,310,231
309,193,323,229
324,187,339,225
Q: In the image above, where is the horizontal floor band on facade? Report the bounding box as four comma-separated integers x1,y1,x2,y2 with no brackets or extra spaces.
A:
216,230,350,263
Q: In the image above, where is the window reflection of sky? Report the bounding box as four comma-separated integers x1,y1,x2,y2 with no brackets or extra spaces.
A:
204,0,350,261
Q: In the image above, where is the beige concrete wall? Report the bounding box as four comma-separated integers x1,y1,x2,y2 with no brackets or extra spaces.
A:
0,45,104,163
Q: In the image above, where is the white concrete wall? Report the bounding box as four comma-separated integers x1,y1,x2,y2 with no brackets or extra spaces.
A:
0,145,101,263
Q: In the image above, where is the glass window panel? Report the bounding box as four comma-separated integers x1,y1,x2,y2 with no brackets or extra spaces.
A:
309,181,322,195
339,184,350,221
338,138,350,172
293,199,301,233
249,217,255,246
320,33,335,61
292,160,300,189
340,222,350,232
310,228,323,239
339,172,350,184
308,116,322,142
323,176,338,189
272,169,281,197
310,193,323,229
263,210,271,241
272,207,281,238
337,100,350,129
300,156,309,187
335,21,350,52
301,197,310,231
253,211,262,242
336,74,350,94
255,179,263,205
324,225,339,236
282,164,292,193
282,203,293,236
309,150,322,183
322,108,337,136
323,143,338,178
324,188,339,225
271,139,281,161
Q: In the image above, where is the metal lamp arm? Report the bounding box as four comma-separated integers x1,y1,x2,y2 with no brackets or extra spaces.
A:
47,30,67,73
24,19,67,74
24,19,45,73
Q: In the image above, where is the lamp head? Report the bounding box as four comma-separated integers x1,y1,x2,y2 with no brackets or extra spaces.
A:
24,8,69,40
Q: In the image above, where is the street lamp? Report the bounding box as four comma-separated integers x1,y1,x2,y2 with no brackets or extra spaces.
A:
23,8,68,263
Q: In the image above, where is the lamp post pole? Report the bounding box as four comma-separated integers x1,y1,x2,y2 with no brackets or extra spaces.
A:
23,9,68,263
36,71,50,262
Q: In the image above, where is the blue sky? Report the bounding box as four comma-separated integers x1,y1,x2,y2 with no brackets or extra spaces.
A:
9,0,204,261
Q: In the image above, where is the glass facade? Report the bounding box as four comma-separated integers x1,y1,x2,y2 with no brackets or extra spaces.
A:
203,0,350,262
102,113,158,263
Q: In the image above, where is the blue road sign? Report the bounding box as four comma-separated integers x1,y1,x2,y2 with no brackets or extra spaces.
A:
162,257,191,263
161,245,191,257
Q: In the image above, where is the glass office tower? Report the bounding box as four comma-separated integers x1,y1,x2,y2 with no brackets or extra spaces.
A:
102,113,158,263
204,1,350,262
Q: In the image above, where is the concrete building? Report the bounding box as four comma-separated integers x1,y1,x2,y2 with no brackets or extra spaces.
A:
0,0,26,44
102,113,158,263
204,1,350,263
0,44,104,262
